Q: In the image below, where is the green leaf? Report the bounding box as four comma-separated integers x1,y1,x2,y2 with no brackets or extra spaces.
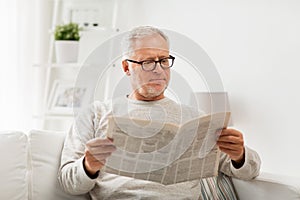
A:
54,22,81,41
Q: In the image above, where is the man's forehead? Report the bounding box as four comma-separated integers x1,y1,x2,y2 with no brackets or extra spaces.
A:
134,47,169,54
132,48,169,59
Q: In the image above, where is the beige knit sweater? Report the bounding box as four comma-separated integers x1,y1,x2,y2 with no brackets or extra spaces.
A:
58,97,261,200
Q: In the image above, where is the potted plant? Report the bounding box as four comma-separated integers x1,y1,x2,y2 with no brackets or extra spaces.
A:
54,22,81,63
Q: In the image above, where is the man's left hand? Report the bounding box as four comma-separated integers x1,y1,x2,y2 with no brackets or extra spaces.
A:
217,128,245,165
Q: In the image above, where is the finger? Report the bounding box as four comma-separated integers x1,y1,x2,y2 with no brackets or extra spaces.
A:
217,141,244,151
93,152,112,161
219,146,240,153
217,142,243,149
86,151,109,164
220,128,243,137
87,144,116,152
219,147,242,158
218,129,243,140
218,135,243,144
88,145,117,154
86,138,114,147
218,145,243,154
86,137,114,146
219,146,244,157
217,141,243,150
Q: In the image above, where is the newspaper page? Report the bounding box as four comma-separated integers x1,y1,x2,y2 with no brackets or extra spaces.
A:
103,112,231,185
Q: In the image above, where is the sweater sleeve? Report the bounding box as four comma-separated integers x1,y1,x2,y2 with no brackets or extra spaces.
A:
219,146,261,180
58,103,101,195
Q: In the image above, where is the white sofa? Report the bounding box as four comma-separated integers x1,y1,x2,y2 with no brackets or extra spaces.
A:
0,130,299,200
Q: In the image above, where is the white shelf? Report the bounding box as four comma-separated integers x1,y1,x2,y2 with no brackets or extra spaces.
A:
34,0,119,131
33,63,84,69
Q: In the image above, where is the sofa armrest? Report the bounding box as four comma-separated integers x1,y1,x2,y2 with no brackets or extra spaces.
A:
232,172,300,200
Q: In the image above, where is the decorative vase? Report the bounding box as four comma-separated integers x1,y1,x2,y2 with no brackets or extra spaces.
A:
55,40,79,63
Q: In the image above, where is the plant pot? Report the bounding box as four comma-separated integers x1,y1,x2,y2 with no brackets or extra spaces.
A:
55,40,79,63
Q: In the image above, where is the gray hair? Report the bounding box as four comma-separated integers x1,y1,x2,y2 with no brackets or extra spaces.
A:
121,26,169,58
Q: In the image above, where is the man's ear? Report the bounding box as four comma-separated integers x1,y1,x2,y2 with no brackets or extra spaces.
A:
122,60,130,76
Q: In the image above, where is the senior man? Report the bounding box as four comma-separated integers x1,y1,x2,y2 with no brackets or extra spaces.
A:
59,26,261,200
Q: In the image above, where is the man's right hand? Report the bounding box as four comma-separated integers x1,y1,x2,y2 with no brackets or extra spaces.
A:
84,137,116,176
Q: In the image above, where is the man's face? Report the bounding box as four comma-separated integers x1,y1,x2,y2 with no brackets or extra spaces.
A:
123,34,170,101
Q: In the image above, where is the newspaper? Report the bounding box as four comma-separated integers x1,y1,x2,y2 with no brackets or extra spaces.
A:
103,112,231,185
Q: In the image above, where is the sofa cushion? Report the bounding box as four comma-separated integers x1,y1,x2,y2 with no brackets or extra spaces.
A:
28,129,88,200
232,172,300,200
0,131,28,200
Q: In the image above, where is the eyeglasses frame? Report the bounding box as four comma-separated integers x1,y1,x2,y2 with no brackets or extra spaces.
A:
125,55,175,71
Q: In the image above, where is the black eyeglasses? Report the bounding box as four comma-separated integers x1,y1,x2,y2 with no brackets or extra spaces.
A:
126,55,175,71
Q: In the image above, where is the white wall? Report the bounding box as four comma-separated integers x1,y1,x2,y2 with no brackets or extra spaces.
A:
113,0,300,178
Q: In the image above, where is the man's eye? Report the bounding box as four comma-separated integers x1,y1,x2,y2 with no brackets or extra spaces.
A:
161,59,168,64
143,60,154,65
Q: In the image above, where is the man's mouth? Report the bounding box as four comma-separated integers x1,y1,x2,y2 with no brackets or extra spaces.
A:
149,78,166,84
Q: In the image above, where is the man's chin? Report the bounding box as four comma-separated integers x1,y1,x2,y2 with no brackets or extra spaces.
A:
139,87,166,99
